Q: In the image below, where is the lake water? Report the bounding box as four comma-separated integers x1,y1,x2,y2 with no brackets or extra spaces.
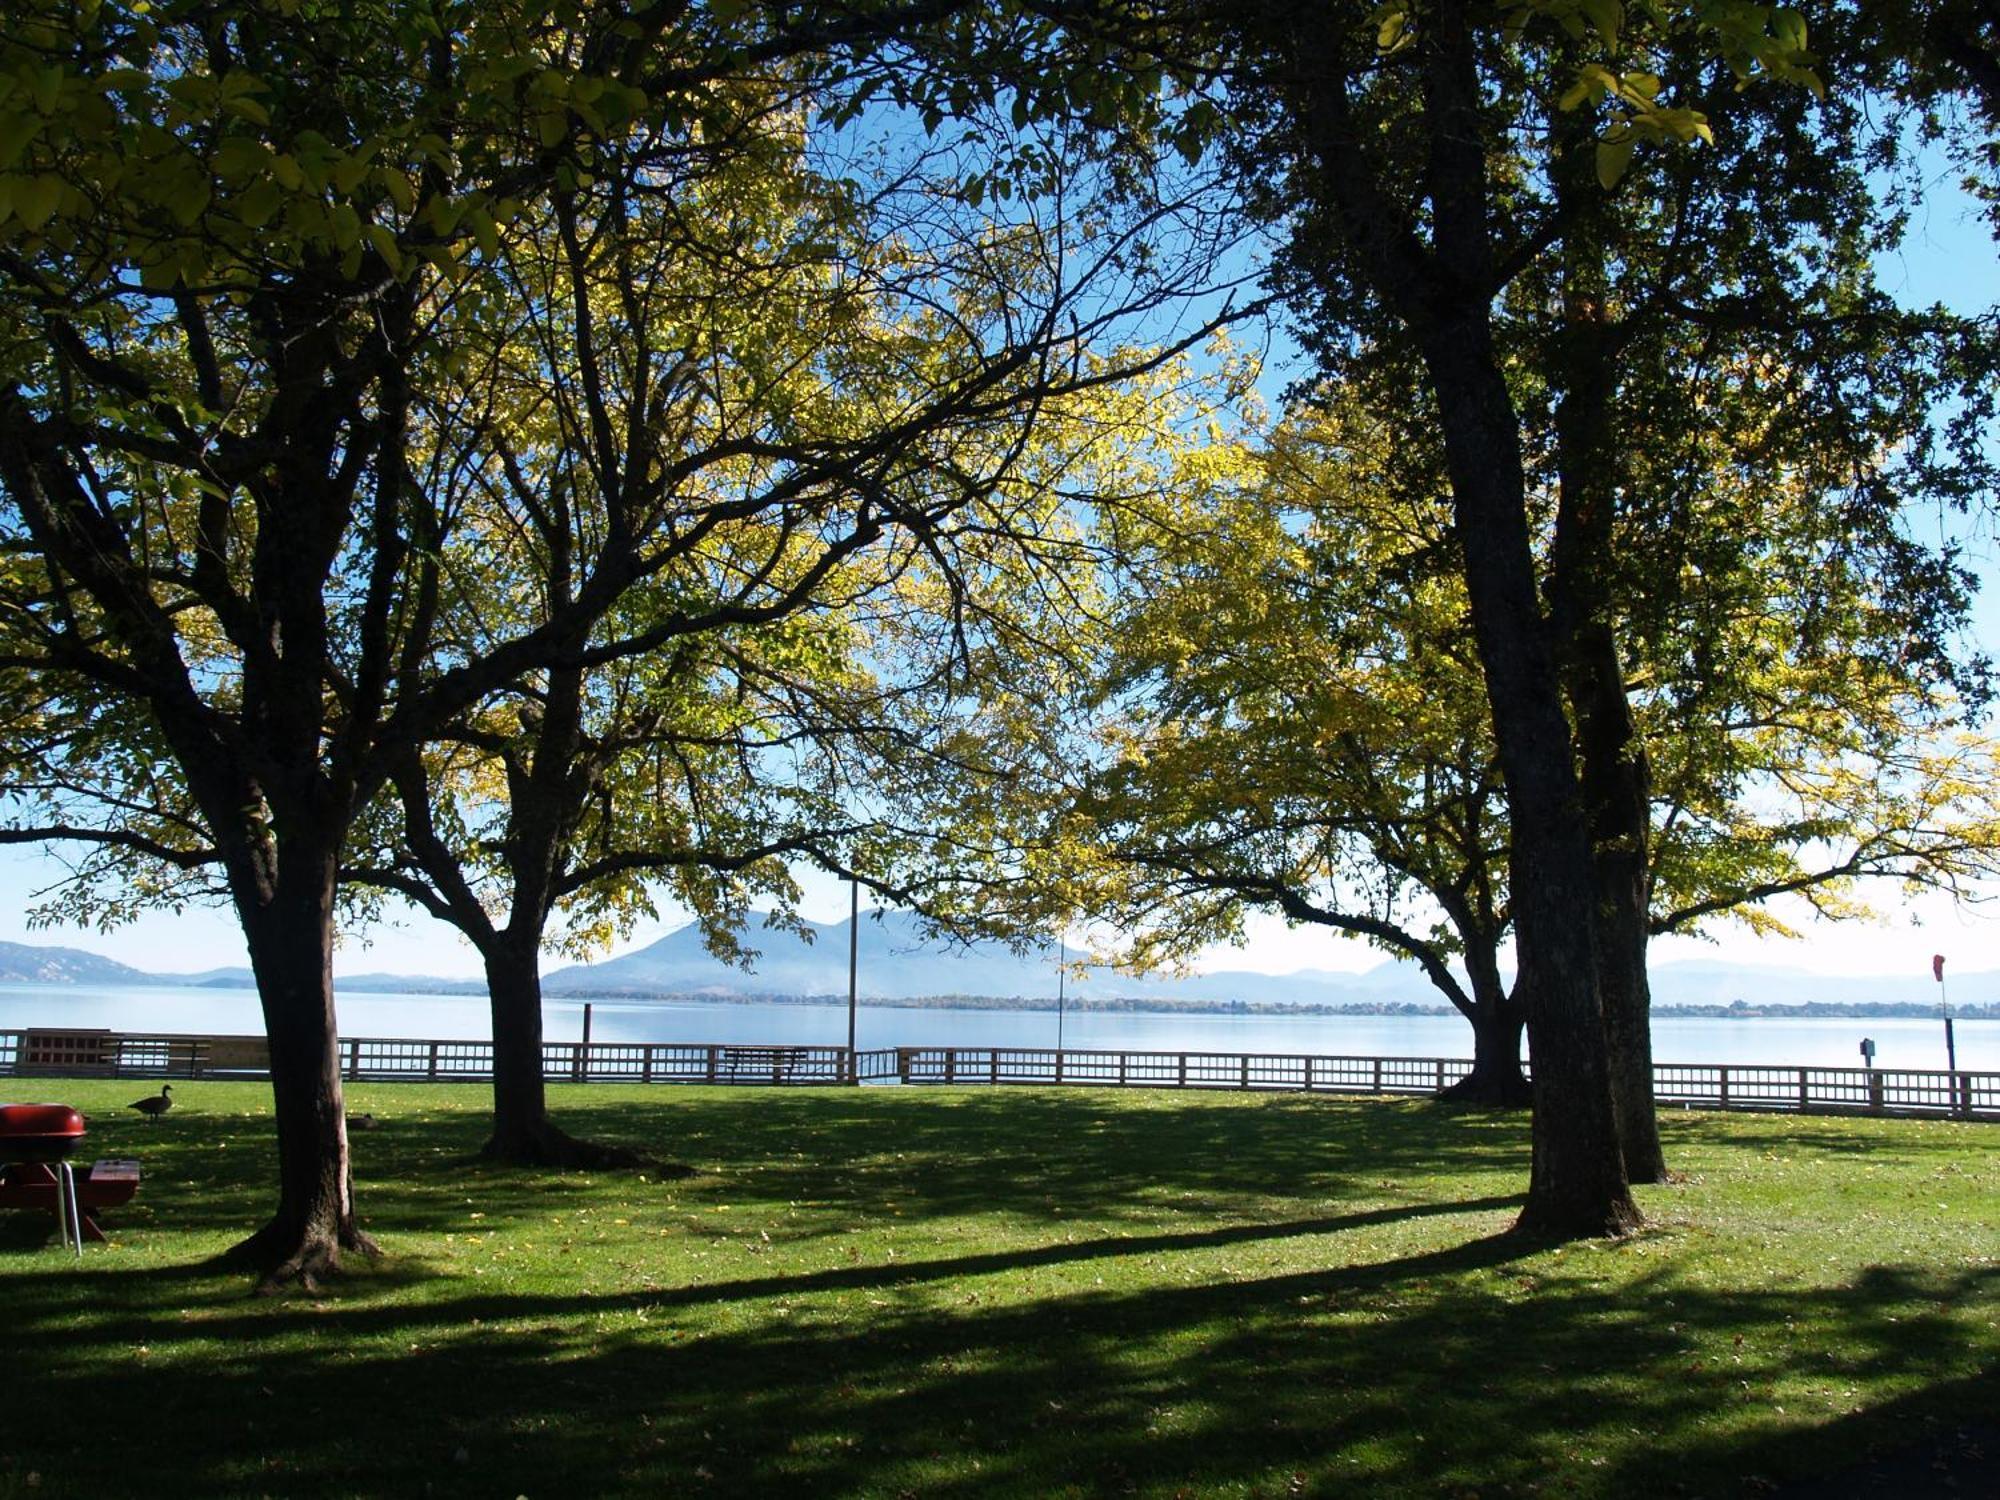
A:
0,983,1991,1072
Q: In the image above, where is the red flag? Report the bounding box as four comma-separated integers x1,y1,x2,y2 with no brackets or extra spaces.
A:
1933,953,1946,982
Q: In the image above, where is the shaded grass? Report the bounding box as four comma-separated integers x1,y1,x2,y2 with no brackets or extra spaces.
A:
0,1082,1993,1498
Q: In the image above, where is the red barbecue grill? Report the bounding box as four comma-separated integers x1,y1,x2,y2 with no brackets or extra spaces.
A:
0,1103,140,1255
0,1103,85,1253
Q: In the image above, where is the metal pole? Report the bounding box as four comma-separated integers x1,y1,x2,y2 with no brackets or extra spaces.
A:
847,878,859,1084
1941,970,1958,1073
1056,937,1065,1056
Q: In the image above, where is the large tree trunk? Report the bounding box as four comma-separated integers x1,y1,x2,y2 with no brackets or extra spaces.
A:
1424,320,1639,1238
1442,994,1531,1106
1547,135,1666,1184
479,933,654,1170
1570,627,1665,1180
483,936,556,1161
1257,0,1634,1235
222,846,375,1291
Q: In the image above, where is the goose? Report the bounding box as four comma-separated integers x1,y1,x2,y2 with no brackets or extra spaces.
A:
129,1084,173,1123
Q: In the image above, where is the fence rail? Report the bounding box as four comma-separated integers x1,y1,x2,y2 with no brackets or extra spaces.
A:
0,1028,1991,1119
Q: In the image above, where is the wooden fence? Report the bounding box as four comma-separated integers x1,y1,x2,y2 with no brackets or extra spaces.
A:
1,1027,1992,1120
889,1045,1997,1119
0,1028,895,1086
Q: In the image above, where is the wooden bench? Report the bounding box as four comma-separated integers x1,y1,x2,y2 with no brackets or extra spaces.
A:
714,1046,812,1083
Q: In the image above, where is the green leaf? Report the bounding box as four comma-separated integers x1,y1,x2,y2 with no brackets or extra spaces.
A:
236,177,281,227
330,199,361,249
332,154,370,195
364,221,402,275
467,204,499,260
15,173,62,230
214,137,268,184
380,168,415,215
1596,135,1636,189
0,111,40,170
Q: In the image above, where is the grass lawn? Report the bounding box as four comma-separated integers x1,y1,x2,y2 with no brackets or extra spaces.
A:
0,1082,1993,1499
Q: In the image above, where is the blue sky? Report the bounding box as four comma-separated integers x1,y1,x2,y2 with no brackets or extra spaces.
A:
2,146,1996,983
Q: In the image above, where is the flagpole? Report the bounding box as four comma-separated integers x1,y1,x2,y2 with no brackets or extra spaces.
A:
1056,936,1066,1055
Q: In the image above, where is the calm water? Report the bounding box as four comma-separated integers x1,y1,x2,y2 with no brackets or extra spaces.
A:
0,983,1991,1072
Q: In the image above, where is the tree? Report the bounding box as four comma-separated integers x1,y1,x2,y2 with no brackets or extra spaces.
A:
1216,0,1638,1233
1073,378,2000,1111
1074,396,1533,1104
0,0,1252,1268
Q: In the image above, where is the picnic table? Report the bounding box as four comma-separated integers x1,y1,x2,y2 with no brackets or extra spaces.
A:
0,1158,141,1243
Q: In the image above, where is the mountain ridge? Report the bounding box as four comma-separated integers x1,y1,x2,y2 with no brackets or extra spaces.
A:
0,922,1991,1011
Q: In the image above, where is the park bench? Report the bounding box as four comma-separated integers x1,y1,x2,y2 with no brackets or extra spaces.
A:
713,1045,812,1083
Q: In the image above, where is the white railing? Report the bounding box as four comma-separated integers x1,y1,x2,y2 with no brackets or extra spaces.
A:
1,1028,1991,1119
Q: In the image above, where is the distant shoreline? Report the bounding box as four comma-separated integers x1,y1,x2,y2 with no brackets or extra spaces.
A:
325,985,1998,1021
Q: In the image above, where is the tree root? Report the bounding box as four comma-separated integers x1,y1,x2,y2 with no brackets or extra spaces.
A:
210,1216,381,1295
479,1118,688,1176
1437,1071,1535,1108
1509,1196,1645,1242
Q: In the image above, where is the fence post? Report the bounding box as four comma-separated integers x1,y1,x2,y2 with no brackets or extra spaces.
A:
946,1049,957,1084
1239,1055,1250,1090
1868,1069,1884,1114
1372,1058,1383,1095
1119,1052,1128,1087
1053,1049,1063,1085
1177,1053,1187,1088
1797,1068,1809,1111
1435,1059,1446,1094
1717,1066,1730,1109
990,1051,999,1085
346,1038,359,1081
897,1048,911,1084
706,1046,718,1083
427,1041,439,1081
643,1045,655,1085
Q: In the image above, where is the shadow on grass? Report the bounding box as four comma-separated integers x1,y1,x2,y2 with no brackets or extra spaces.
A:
20,1085,1533,1241
3,1086,1993,1498
3,1233,1993,1498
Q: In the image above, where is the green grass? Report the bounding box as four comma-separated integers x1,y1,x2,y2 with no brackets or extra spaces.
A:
0,1082,1993,1499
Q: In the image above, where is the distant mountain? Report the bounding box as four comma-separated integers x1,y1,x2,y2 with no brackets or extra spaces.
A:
0,925,1990,1014
0,940,157,986
540,914,2000,1011
541,910,1068,1000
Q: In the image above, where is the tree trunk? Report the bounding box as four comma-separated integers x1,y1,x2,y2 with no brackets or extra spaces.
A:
483,937,555,1160
1547,133,1666,1184
1441,996,1531,1106
1253,0,1634,1234
1571,627,1666,1181
479,936,656,1169
1439,930,1531,1106
1423,319,1639,1238
221,848,375,1291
